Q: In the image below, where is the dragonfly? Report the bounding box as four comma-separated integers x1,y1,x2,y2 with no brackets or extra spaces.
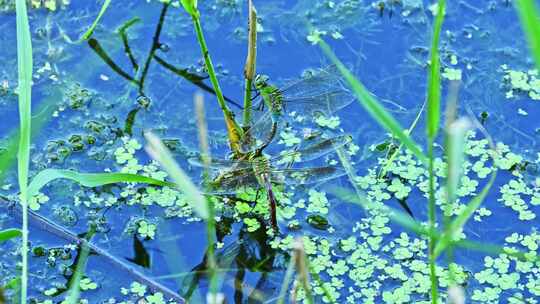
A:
189,134,352,230
241,65,355,154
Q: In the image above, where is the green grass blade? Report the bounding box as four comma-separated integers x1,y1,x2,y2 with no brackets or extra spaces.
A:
454,238,540,263
0,134,19,183
27,169,174,199
277,253,296,304
1,103,56,184
64,229,95,304
80,0,112,41
331,187,434,238
180,0,199,17
426,0,446,139
333,186,540,263
425,3,446,300
0,229,22,243
15,0,32,301
514,0,540,70
144,132,209,220
433,168,497,258
379,101,426,179
184,6,242,153
318,40,428,166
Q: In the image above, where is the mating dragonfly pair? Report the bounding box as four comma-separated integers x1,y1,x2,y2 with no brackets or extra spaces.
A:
190,65,355,230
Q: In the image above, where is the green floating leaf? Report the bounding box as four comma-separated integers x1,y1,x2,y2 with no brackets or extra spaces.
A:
80,0,112,41
0,229,22,243
318,40,428,166
144,132,209,220
514,0,540,70
27,169,174,199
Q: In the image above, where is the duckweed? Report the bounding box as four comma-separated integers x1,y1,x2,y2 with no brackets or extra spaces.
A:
262,130,540,303
501,65,540,100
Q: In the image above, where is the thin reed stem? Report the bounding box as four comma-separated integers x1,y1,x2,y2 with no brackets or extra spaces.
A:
243,0,257,128
427,140,439,304
15,0,32,301
195,93,219,298
190,15,243,152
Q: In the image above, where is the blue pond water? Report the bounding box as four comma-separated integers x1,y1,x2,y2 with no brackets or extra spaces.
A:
1,0,540,303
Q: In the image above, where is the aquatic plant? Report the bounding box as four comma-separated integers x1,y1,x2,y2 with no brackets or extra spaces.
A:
15,0,32,301
307,0,540,303
514,0,540,69
3,0,540,303
180,0,244,154
8,1,199,302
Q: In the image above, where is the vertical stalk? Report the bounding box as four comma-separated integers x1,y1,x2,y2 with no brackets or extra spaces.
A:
194,93,218,299
427,141,439,303
293,238,313,304
190,16,243,152
443,81,461,288
15,0,32,302
243,0,257,128
425,1,446,302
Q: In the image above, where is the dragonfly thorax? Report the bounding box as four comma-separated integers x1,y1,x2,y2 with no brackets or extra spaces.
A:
268,88,284,118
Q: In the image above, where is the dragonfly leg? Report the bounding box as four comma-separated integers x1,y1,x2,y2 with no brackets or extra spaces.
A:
254,187,262,201
251,90,261,101
267,188,279,231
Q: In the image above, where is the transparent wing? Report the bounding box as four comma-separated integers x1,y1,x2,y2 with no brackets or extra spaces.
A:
272,65,354,115
244,66,353,145
208,168,260,193
269,166,346,185
238,110,275,151
271,134,352,165
207,165,344,194
188,156,253,170
283,89,354,115
190,134,351,170
278,65,344,99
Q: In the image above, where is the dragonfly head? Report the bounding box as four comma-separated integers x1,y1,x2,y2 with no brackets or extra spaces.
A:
254,74,269,89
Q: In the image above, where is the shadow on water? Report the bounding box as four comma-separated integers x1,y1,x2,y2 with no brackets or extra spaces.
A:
179,217,281,304
86,2,242,136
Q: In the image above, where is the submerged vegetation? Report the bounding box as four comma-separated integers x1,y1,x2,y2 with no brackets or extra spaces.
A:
1,0,540,303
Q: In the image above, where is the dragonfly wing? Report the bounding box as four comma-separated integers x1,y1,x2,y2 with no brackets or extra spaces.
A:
188,156,253,170
278,65,344,99
239,110,274,149
271,134,352,165
270,166,346,185
283,89,354,115
208,168,260,194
